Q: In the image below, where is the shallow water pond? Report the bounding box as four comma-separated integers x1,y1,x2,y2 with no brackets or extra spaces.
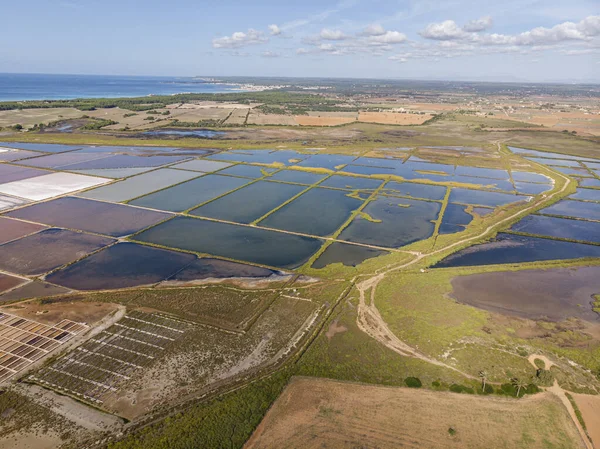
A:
142,129,225,138
311,242,388,268
0,228,114,275
7,196,171,237
0,142,82,153
434,233,600,268
514,181,551,195
0,217,46,244
450,266,600,321
569,188,600,202
528,157,583,168
339,196,441,248
190,180,304,224
133,216,323,269
540,199,600,221
510,214,600,243
217,164,276,179
167,258,279,281
453,175,514,192
439,203,473,235
46,242,195,290
268,170,328,185
578,178,600,189
454,166,509,180
259,187,363,237
0,164,49,183
320,175,383,191
78,168,201,202
511,171,552,184
130,174,250,212
383,181,446,201
298,154,357,170
62,154,187,170
449,188,529,207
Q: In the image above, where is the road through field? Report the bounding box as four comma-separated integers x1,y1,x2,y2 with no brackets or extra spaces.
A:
355,144,592,447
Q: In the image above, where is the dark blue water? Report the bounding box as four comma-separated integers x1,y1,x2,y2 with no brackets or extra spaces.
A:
0,73,241,101
142,129,226,138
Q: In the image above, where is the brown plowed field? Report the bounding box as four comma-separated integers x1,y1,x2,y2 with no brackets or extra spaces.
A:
245,377,584,449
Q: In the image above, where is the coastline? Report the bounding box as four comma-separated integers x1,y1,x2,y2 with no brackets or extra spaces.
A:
0,73,265,102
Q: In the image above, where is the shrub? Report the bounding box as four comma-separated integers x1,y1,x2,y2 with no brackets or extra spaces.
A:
404,377,422,388
81,119,118,130
449,384,474,394
481,384,494,395
499,383,516,396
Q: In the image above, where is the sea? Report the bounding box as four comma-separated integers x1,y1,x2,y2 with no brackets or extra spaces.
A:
0,73,242,101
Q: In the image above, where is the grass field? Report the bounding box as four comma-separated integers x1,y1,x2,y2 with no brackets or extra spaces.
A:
245,376,585,449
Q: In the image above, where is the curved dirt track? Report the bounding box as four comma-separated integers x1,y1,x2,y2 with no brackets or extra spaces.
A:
354,146,597,445
356,143,572,377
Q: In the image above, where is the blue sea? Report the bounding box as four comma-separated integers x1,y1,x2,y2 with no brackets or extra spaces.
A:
0,73,242,101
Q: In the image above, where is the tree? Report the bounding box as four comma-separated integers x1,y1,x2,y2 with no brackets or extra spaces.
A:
511,377,527,397
479,370,488,392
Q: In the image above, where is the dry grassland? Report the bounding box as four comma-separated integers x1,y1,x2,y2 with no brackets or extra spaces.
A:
173,108,233,121
295,116,356,126
225,108,250,125
502,110,600,135
0,108,83,128
358,111,433,125
247,112,297,126
407,103,460,111
245,377,584,449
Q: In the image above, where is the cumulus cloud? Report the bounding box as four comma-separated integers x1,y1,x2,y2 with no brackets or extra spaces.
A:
368,30,407,44
296,47,310,55
320,28,348,40
504,15,600,45
419,20,467,40
361,24,386,36
420,15,600,48
319,43,336,51
463,16,493,32
268,24,282,36
212,29,267,48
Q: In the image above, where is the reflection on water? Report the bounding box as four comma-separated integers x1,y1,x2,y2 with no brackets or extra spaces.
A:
142,128,226,138
434,233,600,268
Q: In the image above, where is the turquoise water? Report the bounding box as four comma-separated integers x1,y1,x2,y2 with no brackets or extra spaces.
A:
0,73,241,101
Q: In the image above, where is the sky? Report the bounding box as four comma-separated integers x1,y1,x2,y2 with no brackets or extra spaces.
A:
1,0,598,83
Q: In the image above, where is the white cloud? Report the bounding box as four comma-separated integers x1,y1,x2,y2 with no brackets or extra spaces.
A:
319,43,336,51
463,16,493,32
361,24,386,36
508,15,600,45
296,47,310,55
320,28,348,40
368,31,407,44
212,29,267,49
419,15,600,49
419,20,467,40
268,24,282,36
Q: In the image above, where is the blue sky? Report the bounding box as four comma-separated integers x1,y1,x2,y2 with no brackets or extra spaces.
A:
1,0,598,82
